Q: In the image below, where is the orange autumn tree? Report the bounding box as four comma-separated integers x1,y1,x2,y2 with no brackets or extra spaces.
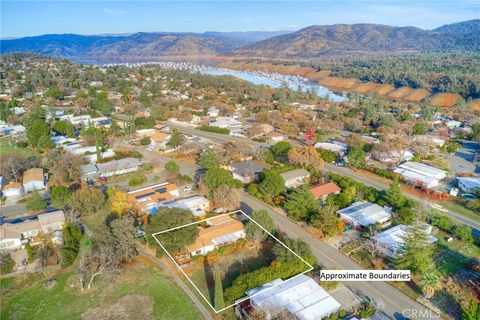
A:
288,146,324,171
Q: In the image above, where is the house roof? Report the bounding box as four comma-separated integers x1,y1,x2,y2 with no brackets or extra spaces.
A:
458,177,480,190
38,210,65,227
161,196,209,217
247,275,341,320
23,168,44,184
337,202,391,227
186,217,244,253
229,160,268,178
309,182,341,198
372,224,437,254
280,168,311,182
206,214,235,226
127,182,178,211
397,162,446,178
97,157,142,175
3,182,23,190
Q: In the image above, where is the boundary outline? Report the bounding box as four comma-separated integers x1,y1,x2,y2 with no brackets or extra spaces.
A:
151,209,314,313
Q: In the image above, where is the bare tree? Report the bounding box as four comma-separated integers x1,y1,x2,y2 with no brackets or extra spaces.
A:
212,185,240,212
77,235,120,291
0,154,31,182
110,217,138,263
45,150,82,185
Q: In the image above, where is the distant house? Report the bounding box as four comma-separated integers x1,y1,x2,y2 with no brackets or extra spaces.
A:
309,182,341,200
160,195,210,218
337,202,392,229
314,142,347,155
127,182,179,214
0,210,65,252
22,168,46,192
80,164,99,181
237,275,341,320
457,177,480,194
2,182,24,197
209,116,242,129
96,157,142,177
91,116,112,128
228,160,268,184
264,131,286,143
187,215,245,256
394,162,447,189
371,224,437,258
280,169,311,188
135,128,155,139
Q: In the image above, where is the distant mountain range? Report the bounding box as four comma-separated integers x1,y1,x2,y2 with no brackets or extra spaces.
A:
1,20,479,60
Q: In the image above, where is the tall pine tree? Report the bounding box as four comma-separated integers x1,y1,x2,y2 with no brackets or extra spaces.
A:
395,222,434,274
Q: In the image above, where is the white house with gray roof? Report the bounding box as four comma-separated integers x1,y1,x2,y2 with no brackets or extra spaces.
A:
280,168,311,188
228,160,268,184
337,201,391,229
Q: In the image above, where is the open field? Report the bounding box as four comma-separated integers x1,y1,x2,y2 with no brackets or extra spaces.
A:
430,93,462,107
387,86,412,99
0,259,202,320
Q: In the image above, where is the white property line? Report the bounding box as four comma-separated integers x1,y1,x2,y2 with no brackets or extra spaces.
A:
151,209,314,313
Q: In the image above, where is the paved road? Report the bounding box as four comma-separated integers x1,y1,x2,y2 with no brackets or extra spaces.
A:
324,164,480,234
239,192,440,320
169,122,480,232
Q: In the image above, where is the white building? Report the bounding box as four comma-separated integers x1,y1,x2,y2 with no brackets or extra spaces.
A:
0,210,65,252
371,224,437,258
240,275,341,320
22,168,46,192
59,114,92,126
96,157,142,177
209,116,242,129
337,202,392,229
394,162,447,189
160,196,210,217
314,142,347,155
2,182,24,197
280,169,311,188
457,177,480,194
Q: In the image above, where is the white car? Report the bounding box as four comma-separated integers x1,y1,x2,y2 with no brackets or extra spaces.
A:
183,185,193,192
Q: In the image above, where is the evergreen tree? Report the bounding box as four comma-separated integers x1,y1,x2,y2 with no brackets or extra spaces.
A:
198,148,219,170
167,129,184,148
395,222,435,274
259,170,285,199
284,186,319,221
385,177,406,209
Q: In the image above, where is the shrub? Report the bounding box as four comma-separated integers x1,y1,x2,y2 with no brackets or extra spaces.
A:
26,191,47,211
0,253,15,274
139,137,151,145
197,125,230,134
128,175,147,186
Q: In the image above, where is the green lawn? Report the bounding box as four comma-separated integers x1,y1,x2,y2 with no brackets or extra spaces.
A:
0,137,35,157
439,200,480,223
435,231,480,275
1,264,202,320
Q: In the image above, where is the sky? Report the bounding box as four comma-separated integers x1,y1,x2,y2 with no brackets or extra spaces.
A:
1,0,479,38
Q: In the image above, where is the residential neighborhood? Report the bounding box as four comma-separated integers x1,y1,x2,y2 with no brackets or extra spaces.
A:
1,7,480,319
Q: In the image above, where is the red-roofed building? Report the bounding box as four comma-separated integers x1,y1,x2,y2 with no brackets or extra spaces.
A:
309,182,341,200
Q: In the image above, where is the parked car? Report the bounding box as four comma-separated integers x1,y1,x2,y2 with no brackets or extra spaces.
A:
183,185,193,192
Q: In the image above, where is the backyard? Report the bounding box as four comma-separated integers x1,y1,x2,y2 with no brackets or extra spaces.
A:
185,239,275,307
1,257,203,320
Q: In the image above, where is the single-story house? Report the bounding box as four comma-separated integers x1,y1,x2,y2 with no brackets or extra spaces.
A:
238,275,341,320
96,157,143,177
59,114,92,126
127,182,179,214
228,160,268,184
2,182,24,197
337,202,392,229
457,177,480,194
91,116,112,128
0,210,66,252
187,216,245,256
394,162,447,189
309,182,341,200
80,164,99,181
371,224,437,258
209,116,242,129
135,128,155,139
22,168,46,192
314,142,347,155
160,195,210,217
280,168,311,188
264,131,286,143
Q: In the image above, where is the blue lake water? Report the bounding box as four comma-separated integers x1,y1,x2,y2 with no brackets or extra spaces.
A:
204,68,346,102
